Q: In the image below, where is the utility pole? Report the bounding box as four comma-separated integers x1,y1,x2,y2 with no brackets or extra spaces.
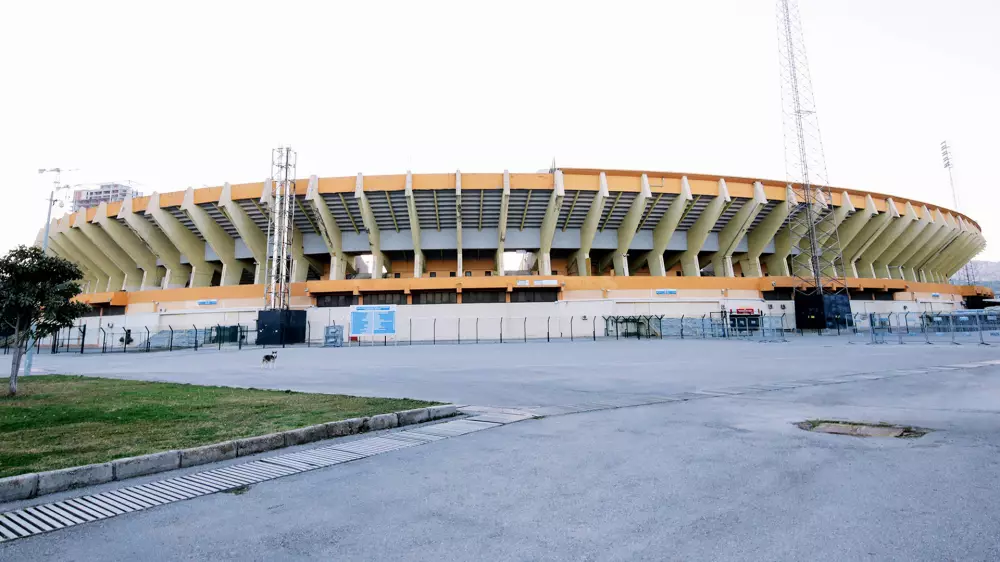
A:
940,141,976,286
22,168,75,375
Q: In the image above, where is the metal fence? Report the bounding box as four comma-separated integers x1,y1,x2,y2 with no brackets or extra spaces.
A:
850,311,1000,345
37,307,1000,357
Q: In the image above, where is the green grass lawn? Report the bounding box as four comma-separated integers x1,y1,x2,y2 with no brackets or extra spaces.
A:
0,375,438,478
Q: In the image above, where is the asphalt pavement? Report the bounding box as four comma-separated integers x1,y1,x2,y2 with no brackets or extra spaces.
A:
2,337,999,560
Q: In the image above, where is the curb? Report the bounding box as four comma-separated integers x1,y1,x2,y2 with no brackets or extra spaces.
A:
0,404,457,503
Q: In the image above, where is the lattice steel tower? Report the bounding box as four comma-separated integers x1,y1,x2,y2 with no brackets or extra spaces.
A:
265,147,297,309
940,140,977,285
776,0,846,295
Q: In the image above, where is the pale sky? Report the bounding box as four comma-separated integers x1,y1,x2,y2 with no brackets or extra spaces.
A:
1,0,997,259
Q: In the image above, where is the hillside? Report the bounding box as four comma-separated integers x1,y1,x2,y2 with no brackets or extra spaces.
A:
951,260,1000,292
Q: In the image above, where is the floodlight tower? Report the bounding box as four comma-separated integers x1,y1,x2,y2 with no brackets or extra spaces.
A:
776,0,845,293
940,141,977,285
776,0,849,329
264,147,297,309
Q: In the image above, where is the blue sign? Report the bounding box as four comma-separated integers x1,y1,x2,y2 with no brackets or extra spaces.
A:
350,305,397,337
196,299,218,306
655,289,678,295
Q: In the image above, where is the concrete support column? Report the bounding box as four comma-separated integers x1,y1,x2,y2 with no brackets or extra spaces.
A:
537,170,566,276
739,185,795,278
924,219,973,279
73,209,144,291
915,214,961,282
843,201,896,278
305,175,351,280
570,172,608,277
52,228,111,292
145,192,217,287
598,174,650,276
402,171,425,278
182,188,246,286
939,232,980,280
632,176,692,276
219,182,268,283
355,174,388,278
63,218,126,291
455,170,463,276
877,205,931,280
48,233,100,291
898,209,947,281
708,181,766,277
856,200,915,278
118,195,191,288
946,236,985,279
93,202,162,290
496,170,511,275
670,179,730,277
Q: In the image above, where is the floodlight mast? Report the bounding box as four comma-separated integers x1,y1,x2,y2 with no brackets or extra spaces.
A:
264,147,297,309
776,0,846,295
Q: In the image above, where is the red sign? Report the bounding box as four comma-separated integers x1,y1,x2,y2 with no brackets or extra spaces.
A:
735,308,756,315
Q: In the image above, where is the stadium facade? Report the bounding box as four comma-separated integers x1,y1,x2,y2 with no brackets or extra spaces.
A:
38,168,991,334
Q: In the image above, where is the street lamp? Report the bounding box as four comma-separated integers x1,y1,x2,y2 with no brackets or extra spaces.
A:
21,168,76,376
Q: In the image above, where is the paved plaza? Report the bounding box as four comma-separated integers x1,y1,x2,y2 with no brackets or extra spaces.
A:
3,338,1000,560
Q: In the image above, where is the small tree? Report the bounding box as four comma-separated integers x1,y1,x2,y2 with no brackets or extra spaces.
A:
1,245,90,395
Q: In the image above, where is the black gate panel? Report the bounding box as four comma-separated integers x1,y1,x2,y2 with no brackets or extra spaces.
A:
257,309,307,346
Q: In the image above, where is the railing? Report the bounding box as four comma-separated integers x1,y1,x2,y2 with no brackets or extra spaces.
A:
13,310,994,357
851,310,998,345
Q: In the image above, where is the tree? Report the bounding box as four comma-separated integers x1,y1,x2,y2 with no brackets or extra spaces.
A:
1,245,90,395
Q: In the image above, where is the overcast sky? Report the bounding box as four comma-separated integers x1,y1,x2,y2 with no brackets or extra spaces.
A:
1,0,997,260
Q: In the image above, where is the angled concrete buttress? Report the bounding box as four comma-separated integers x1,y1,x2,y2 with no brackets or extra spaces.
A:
182,188,248,286
51,222,111,292
913,212,961,282
878,204,931,279
925,218,974,281
739,185,795,277
856,200,916,278
570,172,609,276
788,190,832,279
843,198,897,278
145,192,217,287
47,229,99,292
305,176,352,280
537,170,566,275
596,173,649,276
496,170,511,275
631,176,692,276
404,171,426,278
707,181,766,277
118,195,191,288
355,174,389,278
64,216,126,291
897,208,946,282
93,202,162,290
73,209,144,291
219,182,267,283
670,179,730,277
456,171,464,275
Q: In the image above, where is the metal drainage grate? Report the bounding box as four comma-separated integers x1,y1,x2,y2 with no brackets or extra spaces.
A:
0,417,538,543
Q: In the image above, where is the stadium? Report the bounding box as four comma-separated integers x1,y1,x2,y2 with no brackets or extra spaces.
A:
38,167,992,342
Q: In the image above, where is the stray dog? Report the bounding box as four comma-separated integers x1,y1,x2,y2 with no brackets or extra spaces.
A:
261,351,278,368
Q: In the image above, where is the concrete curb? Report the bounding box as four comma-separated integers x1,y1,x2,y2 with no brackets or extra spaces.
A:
1,404,458,503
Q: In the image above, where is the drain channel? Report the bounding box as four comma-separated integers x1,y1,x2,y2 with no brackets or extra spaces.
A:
0,417,507,543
